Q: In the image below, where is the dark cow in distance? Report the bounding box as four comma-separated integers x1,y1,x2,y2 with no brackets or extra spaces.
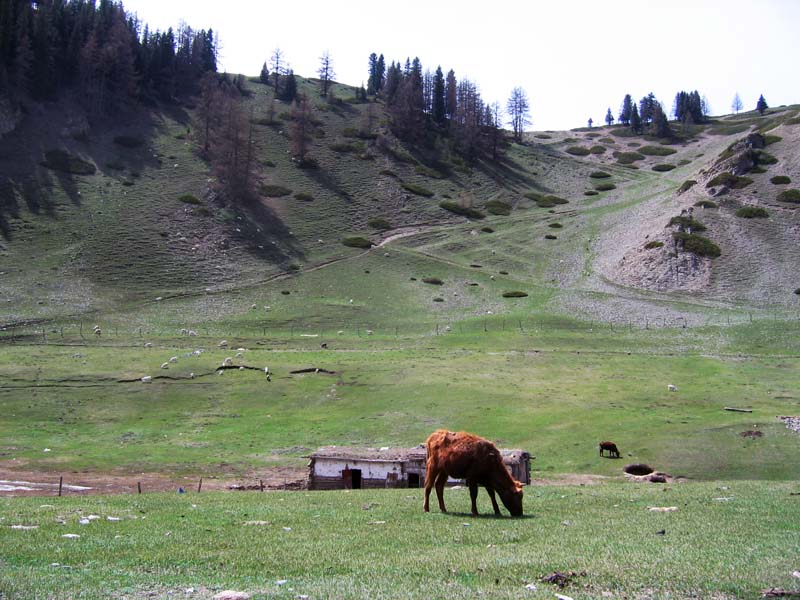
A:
599,441,620,458
423,429,523,517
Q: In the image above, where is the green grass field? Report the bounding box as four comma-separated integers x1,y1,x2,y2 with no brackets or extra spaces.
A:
1,482,798,599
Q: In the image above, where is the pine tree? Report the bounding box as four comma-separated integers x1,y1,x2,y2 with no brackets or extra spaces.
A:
619,94,633,126
367,52,378,95
270,47,283,89
731,92,743,114
445,69,457,121
506,86,531,143
279,68,297,102
432,65,446,125
639,92,657,124
259,61,269,84
630,103,642,134
605,107,614,126
317,50,334,97
756,94,768,115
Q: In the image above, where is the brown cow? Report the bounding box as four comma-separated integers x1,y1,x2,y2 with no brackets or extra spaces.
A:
423,429,523,517
599,441,620,458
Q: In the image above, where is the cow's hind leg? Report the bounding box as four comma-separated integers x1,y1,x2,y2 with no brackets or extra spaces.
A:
485,486,501,515
423,466,436,512
434,471,448,513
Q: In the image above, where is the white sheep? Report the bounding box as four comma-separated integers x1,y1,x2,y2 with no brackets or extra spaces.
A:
264,366,270,375
239,366,245,371
169,356,178,363
235,352,243,358
144,342,153,348
668,384,678,392
236,347,246,352
188,330,197,336
222,357,233,367
189,373,195,379
219,340,228,347
160,362,169,369
366,329,374,336
141,376,152,383
251,303,257,309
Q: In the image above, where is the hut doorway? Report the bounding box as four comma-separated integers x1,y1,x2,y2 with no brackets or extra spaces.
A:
351,469,362,489
407,473,420,488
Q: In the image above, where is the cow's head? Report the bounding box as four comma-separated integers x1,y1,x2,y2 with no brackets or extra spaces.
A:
499,480,524,517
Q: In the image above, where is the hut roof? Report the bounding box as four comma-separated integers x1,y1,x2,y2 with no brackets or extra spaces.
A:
309,446,529,463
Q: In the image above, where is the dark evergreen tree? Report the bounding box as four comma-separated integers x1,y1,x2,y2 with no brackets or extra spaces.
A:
383,61,401,105
605,107,614,126
279,68,297,102
756,94,768,115
630,103,642,134
650,103,671,138
639,92,657,124
432,65,446,125
619,94,633,126
367,52,378,95
259,61,269,84
445,68,457,121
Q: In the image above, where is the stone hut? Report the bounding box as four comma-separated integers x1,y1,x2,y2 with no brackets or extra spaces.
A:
307,445,531,490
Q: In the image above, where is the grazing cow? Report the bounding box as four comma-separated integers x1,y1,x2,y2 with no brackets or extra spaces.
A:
599,441,620,458
423,429,523,517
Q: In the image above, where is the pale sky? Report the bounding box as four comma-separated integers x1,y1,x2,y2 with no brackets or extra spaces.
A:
122,0,800,131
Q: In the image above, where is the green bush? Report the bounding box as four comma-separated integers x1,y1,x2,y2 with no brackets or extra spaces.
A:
534,134,552,139
41,149,96,175
261,184,292,197
590,171,612,178
548,222,563,229
694,200,718,208
342,236,373,248
401,181,435,197
673,232,721,257
644,241,664,249
566,146,591,156
113,135,144,148
749,167,767,174
770,175,791,184
544,234,557,240
502,291,528,298
613,151,645,164
639,145,677,156
669,216,707,231
433,297,444,302
755,151,778,166
368,218,392,230
763,135,782,146
439,201,485,219
415,164,446,179
589,145,607,154
610,127,637,138
330,142,362,153
706,172,753,189
679,180,698,193
584,190,599,196
485,200,511,216
178,194,201,205
777,189,800,204
481,227,494,233
735,206,768,218
292,192,312,202
422,277,444,285
594,182,616,191
523,191,544,201
652,164,676,172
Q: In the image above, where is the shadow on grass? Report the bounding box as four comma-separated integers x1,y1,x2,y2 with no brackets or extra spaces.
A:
434,511,536,520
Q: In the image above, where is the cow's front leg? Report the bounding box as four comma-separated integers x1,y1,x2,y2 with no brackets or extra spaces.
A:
485,486,501,515
435,471,448,513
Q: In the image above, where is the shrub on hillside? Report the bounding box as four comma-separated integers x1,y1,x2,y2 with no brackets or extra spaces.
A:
544,234,557,240
673,232,721,257
548,222,563,229
485,200,512,216
415,164,446,179
644,240,664,249
523,191,544,201
481,227,494,233
330,142,362,153
735,206,769,218
584,190,599,196
41,149,96,175
653,164,676,172
613,151,645,164
706,172,753,189
755,151,778,166
294,192,313,202
589,145,607,154
566,146,591,156
590,171,612,179
679,180,698,193
764,135,782,146
669,216,707,231
178,194,201,205
639,145,677,156
342,236,373,248
261,184,292,197
534,134,552,139
368,218,392,230
422,277,444,285
594,182,616,191
770,175,791,184
777,189,800,204
401,182,434,197
694,200,718,208
439,201,485,219
502,291,528,298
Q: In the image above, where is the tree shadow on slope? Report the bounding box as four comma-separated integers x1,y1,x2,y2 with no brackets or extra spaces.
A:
236,195,307,265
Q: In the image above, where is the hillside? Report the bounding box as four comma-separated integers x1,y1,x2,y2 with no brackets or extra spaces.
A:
2,78,799,336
